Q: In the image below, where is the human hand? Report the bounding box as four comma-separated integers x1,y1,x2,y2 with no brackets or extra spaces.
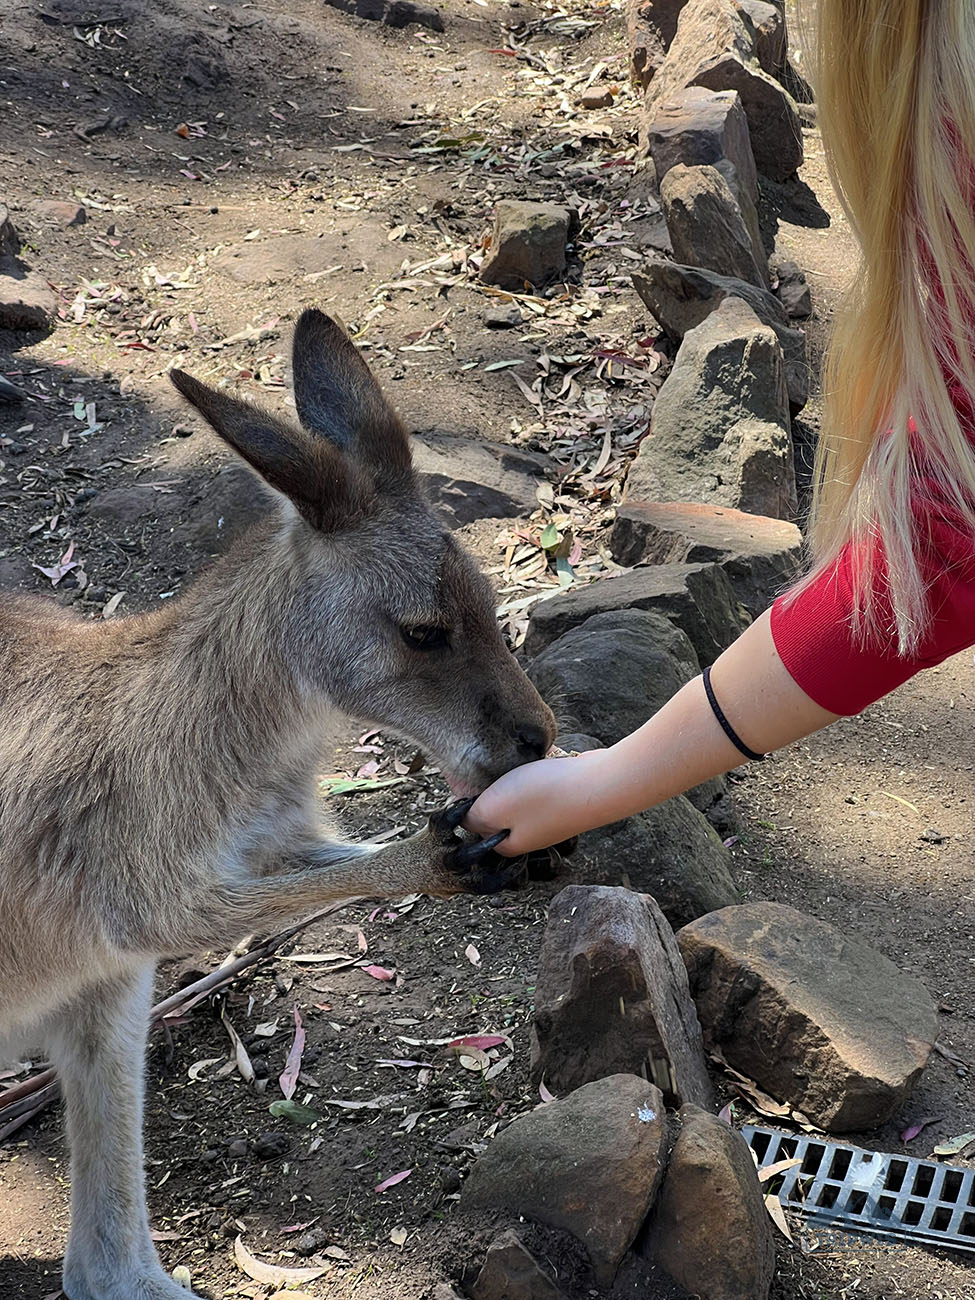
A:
463,750,610,857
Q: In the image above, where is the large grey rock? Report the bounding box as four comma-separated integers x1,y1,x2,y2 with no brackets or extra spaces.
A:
0,263,57,332
529,614,738,837
647,1104,775,1300
324,0,444,30
525,564,749,664
610,501,802,617
471,1230,568,1300
661,164,767,287
574,800,740,927
189,465,275,553
479,202,572,292
648,87,758,201
739,0,786,78
626,297,796,520
627,0,690,89
678,903,940,1132
646,0,802,180
532,886,715,1106
462,1074,668,1286
412,430,549,525
0,204,20,257
770,252,812,319
632,258,808,411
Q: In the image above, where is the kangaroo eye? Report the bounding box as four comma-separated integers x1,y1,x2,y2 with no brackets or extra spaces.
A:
400,624,449,651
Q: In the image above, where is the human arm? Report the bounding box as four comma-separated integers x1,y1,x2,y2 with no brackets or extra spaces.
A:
464,609,840,856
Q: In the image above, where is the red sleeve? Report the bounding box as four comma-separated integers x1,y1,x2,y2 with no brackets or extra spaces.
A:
770,497,975,715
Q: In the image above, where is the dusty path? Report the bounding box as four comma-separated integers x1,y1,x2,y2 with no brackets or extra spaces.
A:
0,1,972,1297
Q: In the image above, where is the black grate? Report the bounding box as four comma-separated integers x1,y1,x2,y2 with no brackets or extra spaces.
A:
744,1124,975,1254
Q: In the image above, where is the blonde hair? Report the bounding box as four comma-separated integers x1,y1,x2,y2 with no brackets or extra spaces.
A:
802,0,975,652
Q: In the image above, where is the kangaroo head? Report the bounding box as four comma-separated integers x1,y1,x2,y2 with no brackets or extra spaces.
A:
170,309,555,795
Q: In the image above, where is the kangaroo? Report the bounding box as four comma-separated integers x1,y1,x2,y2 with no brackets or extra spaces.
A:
0,309,556,1300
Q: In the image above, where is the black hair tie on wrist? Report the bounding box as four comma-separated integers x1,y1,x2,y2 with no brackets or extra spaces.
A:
702,664,766,763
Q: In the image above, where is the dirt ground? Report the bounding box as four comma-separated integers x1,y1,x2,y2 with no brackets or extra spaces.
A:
0,0,973,1297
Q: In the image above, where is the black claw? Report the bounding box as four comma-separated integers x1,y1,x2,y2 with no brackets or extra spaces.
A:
448,829,510,870
442,797,477,829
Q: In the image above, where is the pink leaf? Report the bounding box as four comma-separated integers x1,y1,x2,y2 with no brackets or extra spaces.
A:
278,1006,305,1101
357,929,368,952
718,1102,735,1124
361,964,395,981
281,1217,320,1234
900,1116,940,1144
375,1169,412,1193
538,1080,556,1103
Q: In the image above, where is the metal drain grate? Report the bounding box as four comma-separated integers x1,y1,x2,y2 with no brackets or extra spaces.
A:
744,1124,975,1254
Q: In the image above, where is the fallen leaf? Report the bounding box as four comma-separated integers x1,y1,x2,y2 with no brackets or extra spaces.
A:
538,1080,556,1103
221,1012,254,1083
101,591,125,619
389,1226,408,1246
32,542,79,587
763,1193,793,1242
233,1236,326,1286
279,1005,305,1101
464,943,481,966
361,964,395,981
448,1034,510,1051
932,1131,975,1158
758,1157,801,1182
171,1265,193,1290
880,790,920,814
268,1099,321,1126
375,1169,412,1193
900,1116,941,1144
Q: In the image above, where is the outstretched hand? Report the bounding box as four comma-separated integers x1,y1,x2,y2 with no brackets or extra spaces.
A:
463,751,607,857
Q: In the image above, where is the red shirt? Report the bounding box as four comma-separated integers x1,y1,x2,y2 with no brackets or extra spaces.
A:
770,452,975,715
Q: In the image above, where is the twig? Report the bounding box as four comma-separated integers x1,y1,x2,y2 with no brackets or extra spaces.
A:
0,897,361,1141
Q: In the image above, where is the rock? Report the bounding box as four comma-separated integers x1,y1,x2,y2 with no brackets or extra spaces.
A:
528,617,737,837
85,485,179,526
632,258,808,412
31,200,86,226
677,902,940,1131
531,885,714,1106
626,297,796,520
480,201,572,292
253,1131,290,1159
471,1230,567,1300
648,86,758,201
462,1074,668,1287
295,1226,330,1256
0,374,24,402
610,502,802,617
574,800,739,928
661,164,767,287
646,0,802,181
323,0,444,28
0,265,57,331
770,253,812,319
627,0,689,89
647,1104,775,1300
0,204,20,257
525,565,748,664
529,609,698,722
578,89,614,109
189,465,275,553
483,307,523,329
412,430,550,525
739,0,786,78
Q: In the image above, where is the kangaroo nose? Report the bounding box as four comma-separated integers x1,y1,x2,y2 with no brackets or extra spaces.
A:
515,723,549,762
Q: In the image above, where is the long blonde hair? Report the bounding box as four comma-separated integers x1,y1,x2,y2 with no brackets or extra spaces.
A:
803,0,975,652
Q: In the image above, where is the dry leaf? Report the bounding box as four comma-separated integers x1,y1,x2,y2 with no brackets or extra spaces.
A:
233,1236,327,1286
389,1226,408,1246
221,1012,254,1083
279,1005,305,1101
763,1193,793,1242
375,1169,412,1193
464,943,481,966
758,1157,801,1182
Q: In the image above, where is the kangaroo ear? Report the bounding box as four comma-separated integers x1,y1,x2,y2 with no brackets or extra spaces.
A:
170,368,374,532
291,308,413,491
